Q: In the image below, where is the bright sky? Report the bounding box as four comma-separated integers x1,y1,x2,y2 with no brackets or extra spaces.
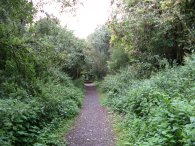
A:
33,0,111,38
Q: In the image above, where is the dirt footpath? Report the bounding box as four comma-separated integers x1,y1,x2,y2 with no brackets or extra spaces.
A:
66,83,115,146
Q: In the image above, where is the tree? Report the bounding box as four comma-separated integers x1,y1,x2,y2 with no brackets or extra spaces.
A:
0,1,86,145
85,25,111,79
109,0,195,66
33,16,86,79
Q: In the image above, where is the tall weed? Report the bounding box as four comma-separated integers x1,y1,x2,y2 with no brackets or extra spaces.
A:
101,55,195,145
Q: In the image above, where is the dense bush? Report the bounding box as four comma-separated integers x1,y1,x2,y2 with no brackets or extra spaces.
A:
101,55,195,145
0,1,85,145
0,70,83,145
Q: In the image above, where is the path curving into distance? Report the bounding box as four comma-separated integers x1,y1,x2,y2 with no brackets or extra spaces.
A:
66,83,115,146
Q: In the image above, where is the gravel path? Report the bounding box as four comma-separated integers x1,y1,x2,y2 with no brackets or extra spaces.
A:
66,83,115,146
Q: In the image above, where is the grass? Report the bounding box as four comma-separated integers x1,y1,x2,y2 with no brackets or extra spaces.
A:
55,117,76,144
112,115,126,146
96,86,107,106
35,117,77,146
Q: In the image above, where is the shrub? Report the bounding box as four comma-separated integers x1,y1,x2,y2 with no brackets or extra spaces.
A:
0,99,41,145
101,55,195,145
0,69,84,145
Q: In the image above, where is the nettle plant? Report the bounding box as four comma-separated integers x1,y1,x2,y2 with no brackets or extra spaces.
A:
101,55,195,145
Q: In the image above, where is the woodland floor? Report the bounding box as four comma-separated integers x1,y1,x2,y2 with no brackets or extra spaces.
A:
66,83,115,146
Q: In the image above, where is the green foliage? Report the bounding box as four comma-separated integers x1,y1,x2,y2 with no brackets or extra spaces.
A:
0,1,85,145
109,0,195,68
101,54,195,145
87,26,110,54
108,47,129,72
0,99,40,145
33,17,86,79
34,117,76,146
0,70,83,145
85,25,111,79
102,5,195,145
0,0,34,23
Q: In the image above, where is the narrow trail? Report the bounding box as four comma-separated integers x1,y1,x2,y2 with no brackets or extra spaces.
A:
66,83,115,146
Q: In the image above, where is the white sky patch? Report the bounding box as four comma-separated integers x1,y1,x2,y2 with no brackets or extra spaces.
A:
32,0,111,38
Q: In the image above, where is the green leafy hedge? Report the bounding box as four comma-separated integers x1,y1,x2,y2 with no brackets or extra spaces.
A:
101,55,195,145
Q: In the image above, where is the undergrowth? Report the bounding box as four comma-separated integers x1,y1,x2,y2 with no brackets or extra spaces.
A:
101,55,195,146
0,69,84,145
